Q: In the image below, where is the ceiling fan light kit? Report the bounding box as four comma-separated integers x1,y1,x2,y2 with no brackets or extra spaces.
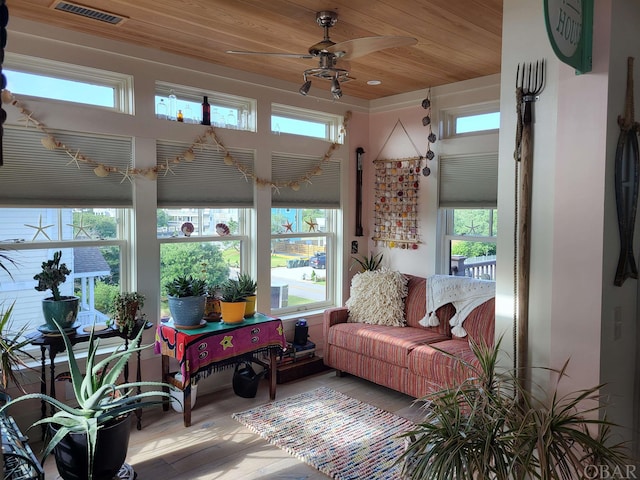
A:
226,10,417,100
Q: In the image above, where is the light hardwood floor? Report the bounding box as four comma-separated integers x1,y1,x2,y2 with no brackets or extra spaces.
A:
33,369,427,480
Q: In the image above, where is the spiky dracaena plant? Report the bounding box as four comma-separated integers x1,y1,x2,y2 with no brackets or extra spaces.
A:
0,319,172,480
399,337,631,480
0,302,37,393
350,252,384,272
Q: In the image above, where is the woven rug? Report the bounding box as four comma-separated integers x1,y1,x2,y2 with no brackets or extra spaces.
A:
232,387,415,479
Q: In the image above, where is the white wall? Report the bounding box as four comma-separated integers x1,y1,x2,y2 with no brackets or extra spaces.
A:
499,0,639,447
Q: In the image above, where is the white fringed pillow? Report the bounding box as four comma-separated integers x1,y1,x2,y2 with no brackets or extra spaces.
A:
346,269,408,326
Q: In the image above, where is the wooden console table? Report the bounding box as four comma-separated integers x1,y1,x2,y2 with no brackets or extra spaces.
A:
27,321,152,437
154,313,286,427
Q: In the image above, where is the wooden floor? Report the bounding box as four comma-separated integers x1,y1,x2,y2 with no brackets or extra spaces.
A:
35,370,427,479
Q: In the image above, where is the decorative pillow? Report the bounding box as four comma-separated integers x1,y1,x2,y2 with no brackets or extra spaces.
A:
346,269,408,326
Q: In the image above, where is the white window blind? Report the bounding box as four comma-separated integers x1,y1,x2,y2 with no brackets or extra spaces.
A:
0,127,133,207
438,153,498,208
156,141,254,208
271,153,341,208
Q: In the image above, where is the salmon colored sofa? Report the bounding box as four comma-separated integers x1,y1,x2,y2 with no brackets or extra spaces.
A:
322,274,495,398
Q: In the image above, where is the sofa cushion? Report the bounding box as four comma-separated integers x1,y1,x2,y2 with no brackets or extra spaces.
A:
408,339,480,390
404,275,451,337
327,323,449,368
346,269,408,326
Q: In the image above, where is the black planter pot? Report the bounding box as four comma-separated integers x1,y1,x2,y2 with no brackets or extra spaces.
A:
51,414,131,480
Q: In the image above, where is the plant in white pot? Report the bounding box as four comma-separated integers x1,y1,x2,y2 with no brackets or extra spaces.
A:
33,250,79,333
0,319,172,480
165,275,207,327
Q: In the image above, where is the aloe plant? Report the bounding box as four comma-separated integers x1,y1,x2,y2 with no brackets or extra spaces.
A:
236,273,257,297
350,252,383,272
220,278,245,302
165,274,206,297
0,319,172,479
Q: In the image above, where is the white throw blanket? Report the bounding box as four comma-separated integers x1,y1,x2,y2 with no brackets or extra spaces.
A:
419,275,495,337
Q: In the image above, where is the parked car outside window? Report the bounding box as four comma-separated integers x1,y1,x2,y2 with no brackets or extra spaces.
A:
310,252,326,269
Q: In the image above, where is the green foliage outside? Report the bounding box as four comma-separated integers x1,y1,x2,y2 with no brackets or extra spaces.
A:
157,210,170,229
94,282,119,314
73,211,117,239
451,209,497,259
160,243,229,296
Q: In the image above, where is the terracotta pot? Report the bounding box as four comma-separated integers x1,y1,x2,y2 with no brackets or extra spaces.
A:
220,300,246,324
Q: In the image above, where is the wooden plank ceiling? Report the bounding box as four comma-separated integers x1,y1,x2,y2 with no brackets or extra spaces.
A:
8,0,503,101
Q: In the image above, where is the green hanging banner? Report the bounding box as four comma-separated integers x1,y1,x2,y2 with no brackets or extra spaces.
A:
544,0,593,74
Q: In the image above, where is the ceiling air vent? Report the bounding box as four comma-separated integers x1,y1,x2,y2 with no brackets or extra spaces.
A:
50,1,127,25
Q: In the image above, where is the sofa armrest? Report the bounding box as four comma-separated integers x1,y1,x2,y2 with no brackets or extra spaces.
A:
323,307,349,349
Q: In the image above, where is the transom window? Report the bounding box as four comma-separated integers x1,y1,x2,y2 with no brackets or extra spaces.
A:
271,104,343,142
4,54,132,113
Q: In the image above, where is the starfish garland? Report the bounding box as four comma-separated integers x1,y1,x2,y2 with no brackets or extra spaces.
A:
305,219,318,232
4,90,351,190
25,215,54,241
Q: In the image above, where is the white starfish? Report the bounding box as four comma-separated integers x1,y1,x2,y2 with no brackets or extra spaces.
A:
163,159,176,176
66,214,92,239
65,149,81,168
119,166,134,184
19,110,38,128
25,215,54,241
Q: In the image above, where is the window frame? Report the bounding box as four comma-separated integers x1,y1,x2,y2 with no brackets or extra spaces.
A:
440,101,500,139
271,103,344,143
4,53,134,114
269,208,337,316
155,82,256,131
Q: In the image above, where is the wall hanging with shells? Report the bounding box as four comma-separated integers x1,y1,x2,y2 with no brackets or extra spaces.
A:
372,157,421,250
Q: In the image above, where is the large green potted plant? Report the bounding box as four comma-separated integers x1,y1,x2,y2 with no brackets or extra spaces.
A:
33,250,79,333
219,278,247,324
237,273,257,318
0,319,172,480
0,301,37,395
165,275,207,327
399,337,631,480
109,291,145,338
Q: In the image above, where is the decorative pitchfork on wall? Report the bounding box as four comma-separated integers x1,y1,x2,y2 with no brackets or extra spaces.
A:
513,60,545,393
614,57,640,287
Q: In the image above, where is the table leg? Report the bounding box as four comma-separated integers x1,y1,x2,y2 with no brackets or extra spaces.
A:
161,355,170,412
48,349,57,417
39,346,46,440
269,348,277,400
135,348,142,430
183,382,192,428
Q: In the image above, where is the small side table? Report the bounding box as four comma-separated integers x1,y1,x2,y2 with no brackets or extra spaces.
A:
155,313,286,427
27,321,153,438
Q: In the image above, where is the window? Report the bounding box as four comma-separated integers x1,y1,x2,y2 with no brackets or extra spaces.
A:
271,104,344,142
0,208,128,347
157,208,250,319
270,208,336,313
441,103,500,138
155,82,256,131
4,54,133,113
442,208,497,280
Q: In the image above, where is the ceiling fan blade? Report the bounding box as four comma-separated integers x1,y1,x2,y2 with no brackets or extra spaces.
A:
226,50,314,59
328,36,417,60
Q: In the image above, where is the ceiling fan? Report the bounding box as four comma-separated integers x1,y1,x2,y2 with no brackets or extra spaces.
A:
226,11,417,99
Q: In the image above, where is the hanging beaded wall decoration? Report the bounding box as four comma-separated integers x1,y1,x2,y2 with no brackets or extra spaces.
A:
372,156,421,249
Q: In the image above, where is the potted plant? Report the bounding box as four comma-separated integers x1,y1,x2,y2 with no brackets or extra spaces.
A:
237,273,257,318
204,284,222,321
0,301,37,396
165,275,207,327
109,292,145,337
0,319,172,480
399,337,631,479
33,250,79,333
350,252,384,272
219,278,247,324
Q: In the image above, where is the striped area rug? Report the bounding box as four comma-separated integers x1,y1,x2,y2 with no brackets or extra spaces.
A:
232,387,415,479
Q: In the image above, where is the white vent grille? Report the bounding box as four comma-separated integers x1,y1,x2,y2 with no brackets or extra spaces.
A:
51,1,127,25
